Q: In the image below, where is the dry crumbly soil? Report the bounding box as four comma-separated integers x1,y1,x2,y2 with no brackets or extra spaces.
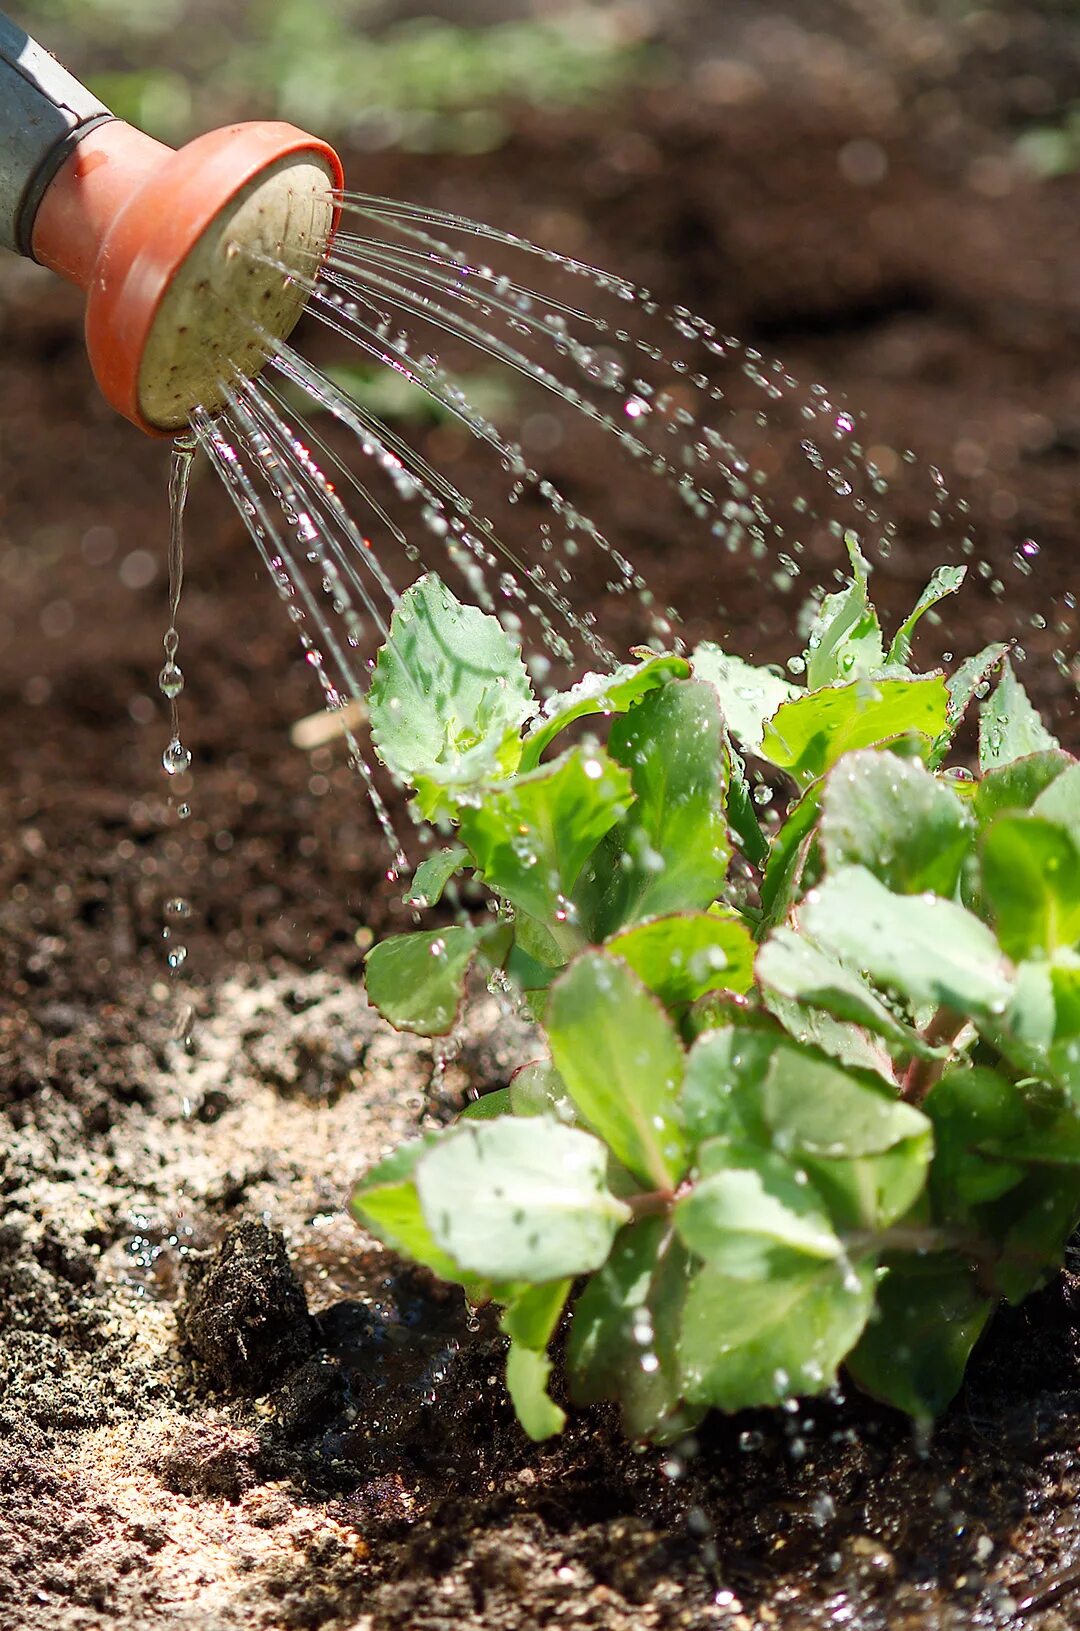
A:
3,5,1080,1628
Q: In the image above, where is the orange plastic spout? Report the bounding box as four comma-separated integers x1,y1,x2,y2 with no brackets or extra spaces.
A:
30,120,344,437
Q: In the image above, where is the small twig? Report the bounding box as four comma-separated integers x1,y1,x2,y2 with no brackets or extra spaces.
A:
1015,1565,1080,1617
290,697,367,751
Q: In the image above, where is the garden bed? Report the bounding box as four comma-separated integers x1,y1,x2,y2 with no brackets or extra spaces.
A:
2,6,1080,1626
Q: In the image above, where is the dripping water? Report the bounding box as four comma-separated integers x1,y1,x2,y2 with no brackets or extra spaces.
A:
160,430,196,1044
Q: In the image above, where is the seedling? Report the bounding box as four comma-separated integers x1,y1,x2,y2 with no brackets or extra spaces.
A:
352,547,1080,1441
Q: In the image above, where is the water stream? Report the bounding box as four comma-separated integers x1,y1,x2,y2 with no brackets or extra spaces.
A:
160,193,1075,898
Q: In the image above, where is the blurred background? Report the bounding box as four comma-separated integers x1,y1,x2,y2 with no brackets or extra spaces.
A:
1,0,1080,983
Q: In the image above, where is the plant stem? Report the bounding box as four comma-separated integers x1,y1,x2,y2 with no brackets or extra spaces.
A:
626,1189,675,1220
901,1007,967,1103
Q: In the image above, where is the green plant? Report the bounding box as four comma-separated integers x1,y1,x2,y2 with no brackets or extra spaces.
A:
351,550,1080,1441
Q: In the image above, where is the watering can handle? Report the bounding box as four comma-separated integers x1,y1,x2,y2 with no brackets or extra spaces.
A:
0,11,112,258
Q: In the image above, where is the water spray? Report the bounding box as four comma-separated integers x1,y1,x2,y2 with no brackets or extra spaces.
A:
0,11,343,433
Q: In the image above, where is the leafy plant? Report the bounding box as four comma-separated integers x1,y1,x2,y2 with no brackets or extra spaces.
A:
351,557,1080,1441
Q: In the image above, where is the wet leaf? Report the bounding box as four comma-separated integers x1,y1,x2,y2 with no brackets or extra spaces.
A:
417,1118,630,1283
368,573,534,793
675,1138,841,1276
365,924,482,1035
679,1257,875,1411
504,1344,566,1440
803,535,883,690
923,1067,1026,1212
520,652,689,770
1033,761,1080,843
887,565,966,668
457,746,633,933
351,1139,485,1289
981,815,1080,960
757,929,944,1059
847,1258,993,1419
459,1088,513,1121
803,865,1014,1019
803,1135,931,1232
761,675,949,785
575,680,730,936
567,1219,700,1442
405,846,469,908
690,645,796,752
979,656,1058,773
508,1060,574,1119
547,951,688,1188
605,911,756,1008
759,784,821,927
975,750,1074,825
820,750,973,897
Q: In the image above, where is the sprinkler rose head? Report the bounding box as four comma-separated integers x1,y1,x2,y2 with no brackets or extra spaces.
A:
32,120,343,436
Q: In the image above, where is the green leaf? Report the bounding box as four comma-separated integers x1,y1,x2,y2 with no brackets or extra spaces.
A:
681,1027,781,1146
504,1345,566,1440
923,1067,1026,1211
416,1118,630,1283
605,911,756,1008
975,751,1074,825
981,815,1080,960
760,1043,931,1160
368,573,534,794
847,1258,992,1418
803,535,883,690
988,1170,1080,1302
546,951,688,1188
930,640,1008,767
979,656,1058,773
576,680,730,937
508,1060,574,1119
675,1138,841,1276
725,745,771,870
501,1278,572,1348
365,924,482,1036
519,652,689,770
514,912,568,969
682,1028,930,1163
1033,761,1080,843
887,565,966,668
759,784,821,927
761,676,950,785
690,645,797,752
457,746,633,933
819,750,973,897
351,1139,482,1287
761,990,898,1084
567,1219,700,1442
459,1088,513,1121
499,1277,573,1440
803,865,1014,1020
757,930,944,1060
946,642,1007,721
679,1257,876,1410
803,1135,931,1232
405,846,469,908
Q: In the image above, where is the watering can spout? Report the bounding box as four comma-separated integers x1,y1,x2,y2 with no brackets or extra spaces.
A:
0,11,343,436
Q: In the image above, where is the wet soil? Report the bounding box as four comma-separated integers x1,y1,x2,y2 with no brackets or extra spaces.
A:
3,5,1080,1628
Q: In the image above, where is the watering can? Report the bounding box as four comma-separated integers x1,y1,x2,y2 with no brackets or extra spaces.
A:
0,11,343,435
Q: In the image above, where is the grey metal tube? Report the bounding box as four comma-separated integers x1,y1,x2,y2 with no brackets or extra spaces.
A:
0,11,112,257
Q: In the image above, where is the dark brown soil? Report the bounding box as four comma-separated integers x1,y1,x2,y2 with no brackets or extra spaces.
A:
2,5,1080,1628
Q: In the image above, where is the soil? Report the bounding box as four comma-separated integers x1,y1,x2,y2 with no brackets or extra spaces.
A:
3,4,1080,1628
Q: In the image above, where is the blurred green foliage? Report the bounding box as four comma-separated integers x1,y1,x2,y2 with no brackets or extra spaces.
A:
16,0,656,150
1015,109,1080,178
